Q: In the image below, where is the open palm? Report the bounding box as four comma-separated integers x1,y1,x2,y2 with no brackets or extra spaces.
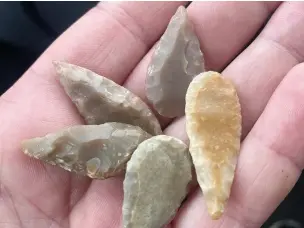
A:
1,1,304,227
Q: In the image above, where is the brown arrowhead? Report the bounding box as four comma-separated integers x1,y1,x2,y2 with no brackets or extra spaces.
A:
146,5,204,118
123,135,192,228
185,71,242,219
53,61,162,136
21,122,151,179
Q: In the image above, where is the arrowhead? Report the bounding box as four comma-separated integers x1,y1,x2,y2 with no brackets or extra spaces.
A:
22,123,151,179
123,135,192,227
54,61,162,136
185,71,242,219
146,6,204,118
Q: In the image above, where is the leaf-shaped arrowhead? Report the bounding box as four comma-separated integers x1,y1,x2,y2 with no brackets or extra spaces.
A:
185,71,242,219
146,6,204,118
22,122,151,179
53,61,162,136
123,135,192,228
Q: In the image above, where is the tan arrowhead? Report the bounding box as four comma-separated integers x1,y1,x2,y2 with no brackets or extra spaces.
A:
146,5,204,118
21,123,151,179
123,135,192,228
185,71,242,219
53,61,162,136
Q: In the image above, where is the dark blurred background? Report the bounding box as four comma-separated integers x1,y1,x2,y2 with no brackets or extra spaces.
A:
0,1,96,93
0,2,303,228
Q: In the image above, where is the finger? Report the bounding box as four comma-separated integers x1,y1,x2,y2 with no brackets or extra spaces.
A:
0,1,186,225
123,1,280,127
166,1,304,139
186,1,280,71
167,2,304,226
174,63,304,228
222,1,304,136
70,178,124,227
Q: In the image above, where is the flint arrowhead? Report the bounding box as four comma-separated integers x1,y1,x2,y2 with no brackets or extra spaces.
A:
21,123,151,179
146,6,204,118
53,61,162,136
123,135,192,228
185,71,242,219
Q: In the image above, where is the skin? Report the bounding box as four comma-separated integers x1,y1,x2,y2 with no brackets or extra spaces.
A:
1,1,304,227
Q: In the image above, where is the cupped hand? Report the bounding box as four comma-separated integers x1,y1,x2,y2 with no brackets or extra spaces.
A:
1,1,303,227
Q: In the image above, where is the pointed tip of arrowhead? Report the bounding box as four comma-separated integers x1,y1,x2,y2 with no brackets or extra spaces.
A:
175,5,187,19
177,5,186,12
52,60,68,79
21,139,32,154
52,61,76,84
52,60,65,71
209,208,224,220
206,197,225,220
21,138,46,159
52,61,76,96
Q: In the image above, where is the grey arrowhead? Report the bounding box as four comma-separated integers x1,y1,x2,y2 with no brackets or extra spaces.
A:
21,123,151,179
53,61,162,136
123,135,192,228
146,6,204,118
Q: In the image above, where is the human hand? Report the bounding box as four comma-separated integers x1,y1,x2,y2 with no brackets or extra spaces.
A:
1,1,303,227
